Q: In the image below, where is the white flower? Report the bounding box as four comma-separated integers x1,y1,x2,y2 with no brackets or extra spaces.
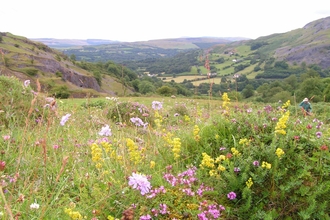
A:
30,202,40,209
98,124,112,136
60,114,71,126
24,80,30,87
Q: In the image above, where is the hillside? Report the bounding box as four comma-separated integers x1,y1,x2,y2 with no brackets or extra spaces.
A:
0,33,133,97
51,37,244,63
209,16,330,77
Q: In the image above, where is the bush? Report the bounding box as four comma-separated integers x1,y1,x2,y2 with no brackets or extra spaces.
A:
25,68,38,76
81,100,107,109
0,76,51,128
50,85,70,99
107,101,154,126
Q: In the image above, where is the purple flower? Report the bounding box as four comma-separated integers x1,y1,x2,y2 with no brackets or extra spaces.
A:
128,173,151,195
253,161,259,166
152,101,163,110
234,167,240,173
159,203,168,214
174,113,180,117
219,147,226,151
98,124,112,136
60,114,71,126
246,108,252,113
130,117,148,128
316,131,322,138
227,191,236,200
139,215,151,220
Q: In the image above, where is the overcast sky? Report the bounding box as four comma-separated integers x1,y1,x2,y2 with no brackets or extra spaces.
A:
1,0,330,42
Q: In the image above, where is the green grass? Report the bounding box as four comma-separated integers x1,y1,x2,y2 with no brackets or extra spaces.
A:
1,75,330,219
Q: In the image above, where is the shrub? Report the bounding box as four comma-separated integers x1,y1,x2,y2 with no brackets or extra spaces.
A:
169,103,189,116
81,100,107,109
25,68,38,76
50,85,70,99
0,76,51,128
107,101,153,126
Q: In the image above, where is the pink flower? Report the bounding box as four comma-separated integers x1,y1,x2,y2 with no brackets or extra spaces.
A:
53,145,60,149
0,161,6,171
2,135,10,141
227,191,236,200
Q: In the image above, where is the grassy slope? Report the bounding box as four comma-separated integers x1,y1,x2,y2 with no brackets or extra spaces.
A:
0,33,130,97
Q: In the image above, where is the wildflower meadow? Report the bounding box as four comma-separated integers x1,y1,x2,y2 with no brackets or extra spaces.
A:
0,75,329,219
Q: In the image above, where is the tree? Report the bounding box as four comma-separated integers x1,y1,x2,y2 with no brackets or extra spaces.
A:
241,84,255,98
70,54,76,61
284,75,298,91
138,81,155,94
274,61,289,69
157,86,175,96
298,78,324,102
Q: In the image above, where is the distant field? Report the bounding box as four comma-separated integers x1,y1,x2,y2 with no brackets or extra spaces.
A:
159,75,208,83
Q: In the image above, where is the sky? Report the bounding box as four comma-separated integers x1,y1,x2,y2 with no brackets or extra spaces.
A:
1,0,330,42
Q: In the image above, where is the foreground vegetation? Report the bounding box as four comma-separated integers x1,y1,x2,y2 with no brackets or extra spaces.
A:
0,75,329,219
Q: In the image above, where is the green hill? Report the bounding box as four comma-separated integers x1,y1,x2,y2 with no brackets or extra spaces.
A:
0,33,135,97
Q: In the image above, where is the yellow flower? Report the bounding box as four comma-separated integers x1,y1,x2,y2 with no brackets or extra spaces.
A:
172,138,181,159
150,161,155,168
222,93,231,110
217,165,226,171
215,134,219,139
65,208,83,220
193,125,200,142
126,138,141,164
282,100,291,109
275,111,290,136
276,148,285,158
200,153,215,168
215,155,226,162
209,169,217,176
239,138,250,146
231,147,241,156
262,161,272,169
246,177,253,188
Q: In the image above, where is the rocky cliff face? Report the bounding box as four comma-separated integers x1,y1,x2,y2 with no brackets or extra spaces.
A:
275,16,330,69
0,33,102,94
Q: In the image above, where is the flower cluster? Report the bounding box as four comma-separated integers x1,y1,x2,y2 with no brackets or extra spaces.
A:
275,111,290,135
154,111,163,128
130,117,148,128
281,100,291,109
227,191,236,200
172,138,181,159
197,201,225,219
231,147,241,156
128,173,151,195
222,93,230,111
64,208,83,220
98,124,112,136
151,101,163,110
193,125,200,142
262,161,272,169
90,143,104,169
275,148,285,158
246,177,253,188
200,153,215,169
126,138,142,164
